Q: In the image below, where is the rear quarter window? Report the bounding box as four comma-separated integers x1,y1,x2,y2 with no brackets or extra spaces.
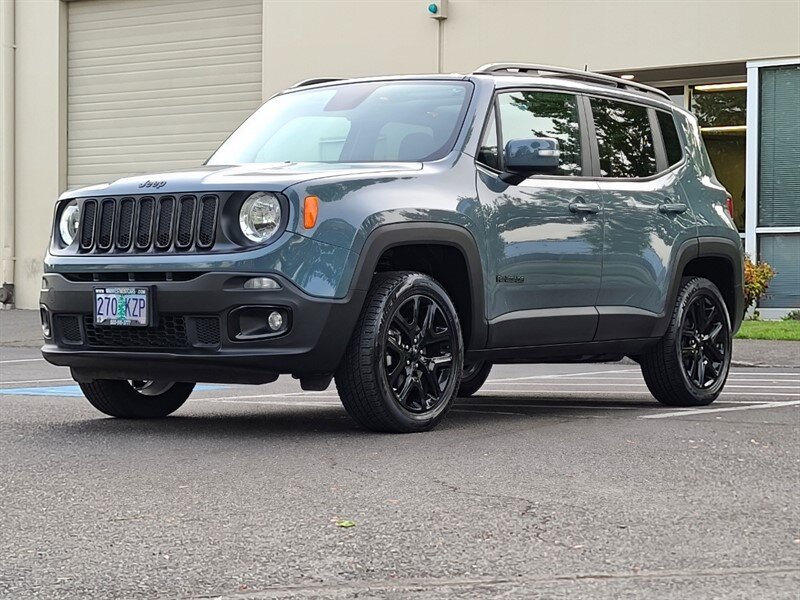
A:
657,110,684,167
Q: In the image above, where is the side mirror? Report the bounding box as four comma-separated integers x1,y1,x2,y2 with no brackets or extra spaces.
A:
501,137,561,184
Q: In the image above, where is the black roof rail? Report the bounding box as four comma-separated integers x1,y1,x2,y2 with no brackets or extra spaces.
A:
291,77,344,88
473,63,670,101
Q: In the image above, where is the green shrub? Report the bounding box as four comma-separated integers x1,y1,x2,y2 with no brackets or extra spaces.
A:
743,256,776,316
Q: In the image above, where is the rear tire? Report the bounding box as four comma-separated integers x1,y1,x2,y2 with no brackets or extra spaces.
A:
79,380,194,418
458,361,492,397
335,271,464,433
641,277,732,407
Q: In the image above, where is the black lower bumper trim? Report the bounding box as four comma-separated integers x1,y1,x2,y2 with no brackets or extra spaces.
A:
40,272,366,382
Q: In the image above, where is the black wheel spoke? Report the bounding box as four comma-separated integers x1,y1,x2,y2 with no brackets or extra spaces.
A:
419,361,441,396
420,302,436,340
696,354,706,386
707,322,724,342
705,342,725,363
699,303,716,334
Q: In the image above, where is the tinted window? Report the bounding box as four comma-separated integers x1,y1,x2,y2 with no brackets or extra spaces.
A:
209,81,472,164
591,98,657,177
657,110,683,166
477,107,499,169
498,92,582,176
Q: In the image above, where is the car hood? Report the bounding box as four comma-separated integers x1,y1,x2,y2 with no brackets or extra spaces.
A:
59,162,424,199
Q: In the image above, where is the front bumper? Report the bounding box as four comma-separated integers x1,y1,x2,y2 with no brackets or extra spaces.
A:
40,272,365,384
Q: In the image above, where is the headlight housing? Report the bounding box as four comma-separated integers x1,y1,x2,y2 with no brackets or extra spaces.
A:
58,201,80,246
238,192,282,244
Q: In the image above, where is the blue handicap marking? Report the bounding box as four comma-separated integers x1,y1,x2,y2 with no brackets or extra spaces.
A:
1,384,227,397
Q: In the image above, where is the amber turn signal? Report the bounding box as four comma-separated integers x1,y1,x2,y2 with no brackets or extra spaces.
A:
303,196,319,229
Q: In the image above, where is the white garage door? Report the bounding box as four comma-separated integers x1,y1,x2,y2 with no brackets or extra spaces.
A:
67,0,262,189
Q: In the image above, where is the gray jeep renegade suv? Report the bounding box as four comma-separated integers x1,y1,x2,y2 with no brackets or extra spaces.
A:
41,63,745,433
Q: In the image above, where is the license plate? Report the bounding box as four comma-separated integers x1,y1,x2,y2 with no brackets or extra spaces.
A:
94,287,150,326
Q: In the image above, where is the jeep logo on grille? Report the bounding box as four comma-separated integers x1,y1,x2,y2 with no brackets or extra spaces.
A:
138,180,167,189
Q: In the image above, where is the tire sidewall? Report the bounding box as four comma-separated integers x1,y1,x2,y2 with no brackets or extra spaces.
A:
674,279,732,401
372,274,464,430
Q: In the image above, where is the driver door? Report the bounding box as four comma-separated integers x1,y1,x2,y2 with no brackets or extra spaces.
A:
476,90,604,348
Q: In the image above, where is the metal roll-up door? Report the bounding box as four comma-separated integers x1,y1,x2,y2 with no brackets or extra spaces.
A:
67,0,263,189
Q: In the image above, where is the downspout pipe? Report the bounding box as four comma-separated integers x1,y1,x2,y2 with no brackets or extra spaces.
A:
0,0,15,306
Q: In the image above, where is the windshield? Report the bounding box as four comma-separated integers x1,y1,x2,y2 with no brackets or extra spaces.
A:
208,81,473,165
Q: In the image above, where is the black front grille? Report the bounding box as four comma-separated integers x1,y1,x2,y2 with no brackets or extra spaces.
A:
76,194,218,253
83,315,189,349
51,315,221,350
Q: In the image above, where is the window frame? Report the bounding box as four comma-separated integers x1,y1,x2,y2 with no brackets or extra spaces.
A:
475,87,593,180
475,86,689,182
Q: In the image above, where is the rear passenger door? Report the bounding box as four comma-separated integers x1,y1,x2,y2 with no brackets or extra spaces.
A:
476,90,604,348
589,97,696,340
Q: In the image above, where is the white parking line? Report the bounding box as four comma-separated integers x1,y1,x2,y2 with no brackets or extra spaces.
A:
488,368,638,383
0,358,45,364
0,378,72,386
193,398,339,407
484,381,800,390
192,390,336,402
478,389,799,398
641,400,800,419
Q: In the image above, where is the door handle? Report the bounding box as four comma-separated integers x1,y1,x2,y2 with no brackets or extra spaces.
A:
658,203,688,214
569,201,600,215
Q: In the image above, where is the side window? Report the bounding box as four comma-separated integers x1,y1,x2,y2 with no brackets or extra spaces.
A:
656,110,684,166
497,91,582,176
477,107,499,170
591,98,657,178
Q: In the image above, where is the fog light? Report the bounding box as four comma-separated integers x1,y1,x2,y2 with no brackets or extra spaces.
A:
40,307,51,338
268,311,284,331
244,277,280,290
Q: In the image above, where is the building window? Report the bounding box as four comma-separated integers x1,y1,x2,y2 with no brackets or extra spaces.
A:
758,65,800,228
758,234,800,308
690,82,747,232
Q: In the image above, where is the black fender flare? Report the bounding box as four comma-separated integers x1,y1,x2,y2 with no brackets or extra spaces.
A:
697,236,745,334
348,222,488,350
657,236,744,338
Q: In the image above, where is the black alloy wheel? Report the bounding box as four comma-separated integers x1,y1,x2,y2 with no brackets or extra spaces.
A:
384,294,455,414
680,292,730,389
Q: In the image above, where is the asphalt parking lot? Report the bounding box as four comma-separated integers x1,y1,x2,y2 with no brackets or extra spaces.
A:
1,344,799,599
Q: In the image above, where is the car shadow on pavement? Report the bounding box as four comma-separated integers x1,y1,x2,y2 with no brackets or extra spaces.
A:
44,396,656,441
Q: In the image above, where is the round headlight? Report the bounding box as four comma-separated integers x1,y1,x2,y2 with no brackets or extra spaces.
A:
59,201,80,246
239,192,281,243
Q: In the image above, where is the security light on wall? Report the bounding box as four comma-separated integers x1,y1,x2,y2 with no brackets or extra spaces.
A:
426,0,448,19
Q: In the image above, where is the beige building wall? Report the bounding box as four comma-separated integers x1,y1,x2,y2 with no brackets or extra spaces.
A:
4,0,800,308
8,0,66,310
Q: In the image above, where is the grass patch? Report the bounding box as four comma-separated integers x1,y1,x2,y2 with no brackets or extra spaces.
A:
735,319,800,341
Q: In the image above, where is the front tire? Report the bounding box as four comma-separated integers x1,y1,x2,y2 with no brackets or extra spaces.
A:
641,276,732,407
79,380,194,418
335,271,464,433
